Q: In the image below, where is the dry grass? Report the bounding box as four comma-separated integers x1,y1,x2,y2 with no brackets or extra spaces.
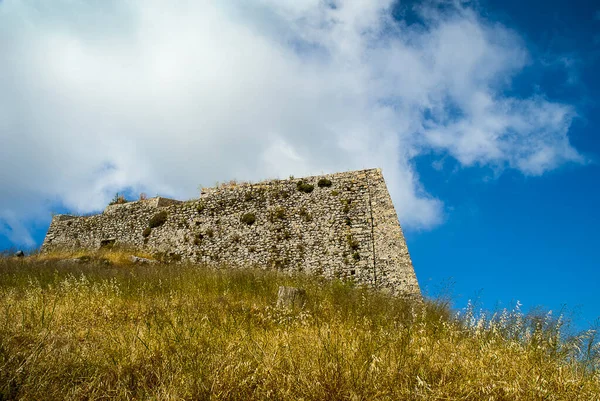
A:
0,252,598,400
27,247,157,266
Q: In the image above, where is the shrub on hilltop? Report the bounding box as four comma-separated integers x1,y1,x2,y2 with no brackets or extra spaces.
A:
108,193,129,206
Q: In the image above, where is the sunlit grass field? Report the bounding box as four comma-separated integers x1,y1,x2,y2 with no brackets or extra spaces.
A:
0,250,598,400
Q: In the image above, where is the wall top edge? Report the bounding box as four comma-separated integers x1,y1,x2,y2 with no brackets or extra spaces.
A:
53,167,385,220
201,167,383,194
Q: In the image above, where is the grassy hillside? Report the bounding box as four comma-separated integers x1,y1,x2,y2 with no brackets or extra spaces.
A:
0,250,598,400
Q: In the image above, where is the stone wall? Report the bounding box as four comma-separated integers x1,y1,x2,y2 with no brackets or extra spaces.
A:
41,168,421,297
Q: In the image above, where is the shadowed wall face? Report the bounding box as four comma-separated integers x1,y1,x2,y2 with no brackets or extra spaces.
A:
42,169,420,297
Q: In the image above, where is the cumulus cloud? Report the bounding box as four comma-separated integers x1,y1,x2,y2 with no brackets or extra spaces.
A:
0,0,583,245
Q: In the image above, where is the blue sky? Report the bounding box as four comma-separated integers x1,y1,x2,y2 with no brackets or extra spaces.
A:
407,0,600,329
0,0,598,329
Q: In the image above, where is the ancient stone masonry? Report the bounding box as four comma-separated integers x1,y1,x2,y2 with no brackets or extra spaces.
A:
42,168,421,297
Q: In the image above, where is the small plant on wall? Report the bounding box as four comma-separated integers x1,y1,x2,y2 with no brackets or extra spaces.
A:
298,207,312,222
192,232,204,246
149,211,168,228
241,213,256,226
341,199,351,213
142,227,152,238
346,234,359,250
109,193,129,205
272,188,290,200
296,181,314,193
317,178,332,188
270,207,286,221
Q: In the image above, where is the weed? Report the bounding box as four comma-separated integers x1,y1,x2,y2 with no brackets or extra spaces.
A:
296,181,314,193
341,199,351,213
109,193,128,206
298,207,312,222
241,213,256,226
346,234,359,250
142,227,151,238
317,178,332,188
148,211,168,228
271,207,286,221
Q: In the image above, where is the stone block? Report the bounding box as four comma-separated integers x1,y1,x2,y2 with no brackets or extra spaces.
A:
276,286,307,309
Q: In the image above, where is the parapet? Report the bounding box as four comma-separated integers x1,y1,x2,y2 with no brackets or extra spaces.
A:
103,196,182,214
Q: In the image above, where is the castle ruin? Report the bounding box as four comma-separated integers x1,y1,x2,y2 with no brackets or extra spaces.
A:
42,168,421,297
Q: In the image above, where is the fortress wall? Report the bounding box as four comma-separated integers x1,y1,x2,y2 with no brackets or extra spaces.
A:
42,169,420,297
366,169,420,296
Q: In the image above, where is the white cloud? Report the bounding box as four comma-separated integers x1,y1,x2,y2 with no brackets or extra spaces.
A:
0,0,583,245
0,211,35,248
